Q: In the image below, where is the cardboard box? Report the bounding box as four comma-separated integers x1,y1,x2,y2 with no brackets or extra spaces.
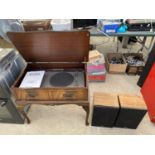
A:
123,53,145,75
89,50,102,62
106,53,127,74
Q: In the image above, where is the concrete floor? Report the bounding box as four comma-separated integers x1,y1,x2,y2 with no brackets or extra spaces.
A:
0,74,155,135
0,36,155,134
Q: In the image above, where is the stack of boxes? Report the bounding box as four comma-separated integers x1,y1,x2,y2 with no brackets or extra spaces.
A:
87,50,106,82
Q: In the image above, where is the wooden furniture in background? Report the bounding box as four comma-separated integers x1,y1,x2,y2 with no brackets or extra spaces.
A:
22,19,51,31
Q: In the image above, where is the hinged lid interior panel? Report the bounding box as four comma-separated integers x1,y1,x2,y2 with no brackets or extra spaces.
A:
7,31,90,62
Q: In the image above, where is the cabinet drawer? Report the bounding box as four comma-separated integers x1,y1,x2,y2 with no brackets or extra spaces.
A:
49,88,88,101
22,90,50,100
12,88,88,101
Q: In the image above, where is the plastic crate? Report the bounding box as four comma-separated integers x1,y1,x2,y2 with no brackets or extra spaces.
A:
51,19,72,31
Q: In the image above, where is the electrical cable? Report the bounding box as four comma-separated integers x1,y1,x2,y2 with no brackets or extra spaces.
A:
91,28,111,48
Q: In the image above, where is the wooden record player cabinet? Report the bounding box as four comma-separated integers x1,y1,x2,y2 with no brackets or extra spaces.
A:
7,31,90,125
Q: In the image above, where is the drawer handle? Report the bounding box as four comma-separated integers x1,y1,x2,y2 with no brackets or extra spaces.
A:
0,101,6,107
63,93,74,98
28,92,37,98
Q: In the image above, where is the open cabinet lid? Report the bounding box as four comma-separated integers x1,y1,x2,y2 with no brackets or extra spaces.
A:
7,31,90,62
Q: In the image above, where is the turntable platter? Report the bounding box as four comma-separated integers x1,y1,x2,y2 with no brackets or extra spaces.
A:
50,72,74,87
41,70,85,88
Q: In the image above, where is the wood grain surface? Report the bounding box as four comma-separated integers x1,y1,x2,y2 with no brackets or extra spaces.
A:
7,31,90,62
93,92,119,107
118,94,147,110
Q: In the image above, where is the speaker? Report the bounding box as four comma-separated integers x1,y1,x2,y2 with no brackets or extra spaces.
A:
115,94,147,129
92,92,119,127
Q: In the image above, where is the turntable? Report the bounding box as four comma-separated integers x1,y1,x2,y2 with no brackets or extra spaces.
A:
41,70,85,88
7,31,90,125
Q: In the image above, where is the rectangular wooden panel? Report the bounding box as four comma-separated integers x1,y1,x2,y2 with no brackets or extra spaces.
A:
12,88,88,101
7,31,90,62
49,88,88,101
22,89,50,100
93,92,119,107
118,94,147,110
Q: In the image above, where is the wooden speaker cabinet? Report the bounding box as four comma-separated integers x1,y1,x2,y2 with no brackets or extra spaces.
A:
115,94,147,129
7,31,90,125
92,92,119,127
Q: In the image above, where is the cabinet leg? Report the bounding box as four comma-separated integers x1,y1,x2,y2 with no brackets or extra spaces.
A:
22,111,31,124
82,106,89,125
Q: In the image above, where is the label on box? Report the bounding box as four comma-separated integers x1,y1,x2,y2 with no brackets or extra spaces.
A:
106,30,116,33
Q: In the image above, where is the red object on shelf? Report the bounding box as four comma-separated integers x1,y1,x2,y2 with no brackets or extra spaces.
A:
141,63,155,122
88,75,106,81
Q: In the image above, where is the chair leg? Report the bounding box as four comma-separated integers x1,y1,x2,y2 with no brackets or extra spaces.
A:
22,111,31,124
82,106,89,125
